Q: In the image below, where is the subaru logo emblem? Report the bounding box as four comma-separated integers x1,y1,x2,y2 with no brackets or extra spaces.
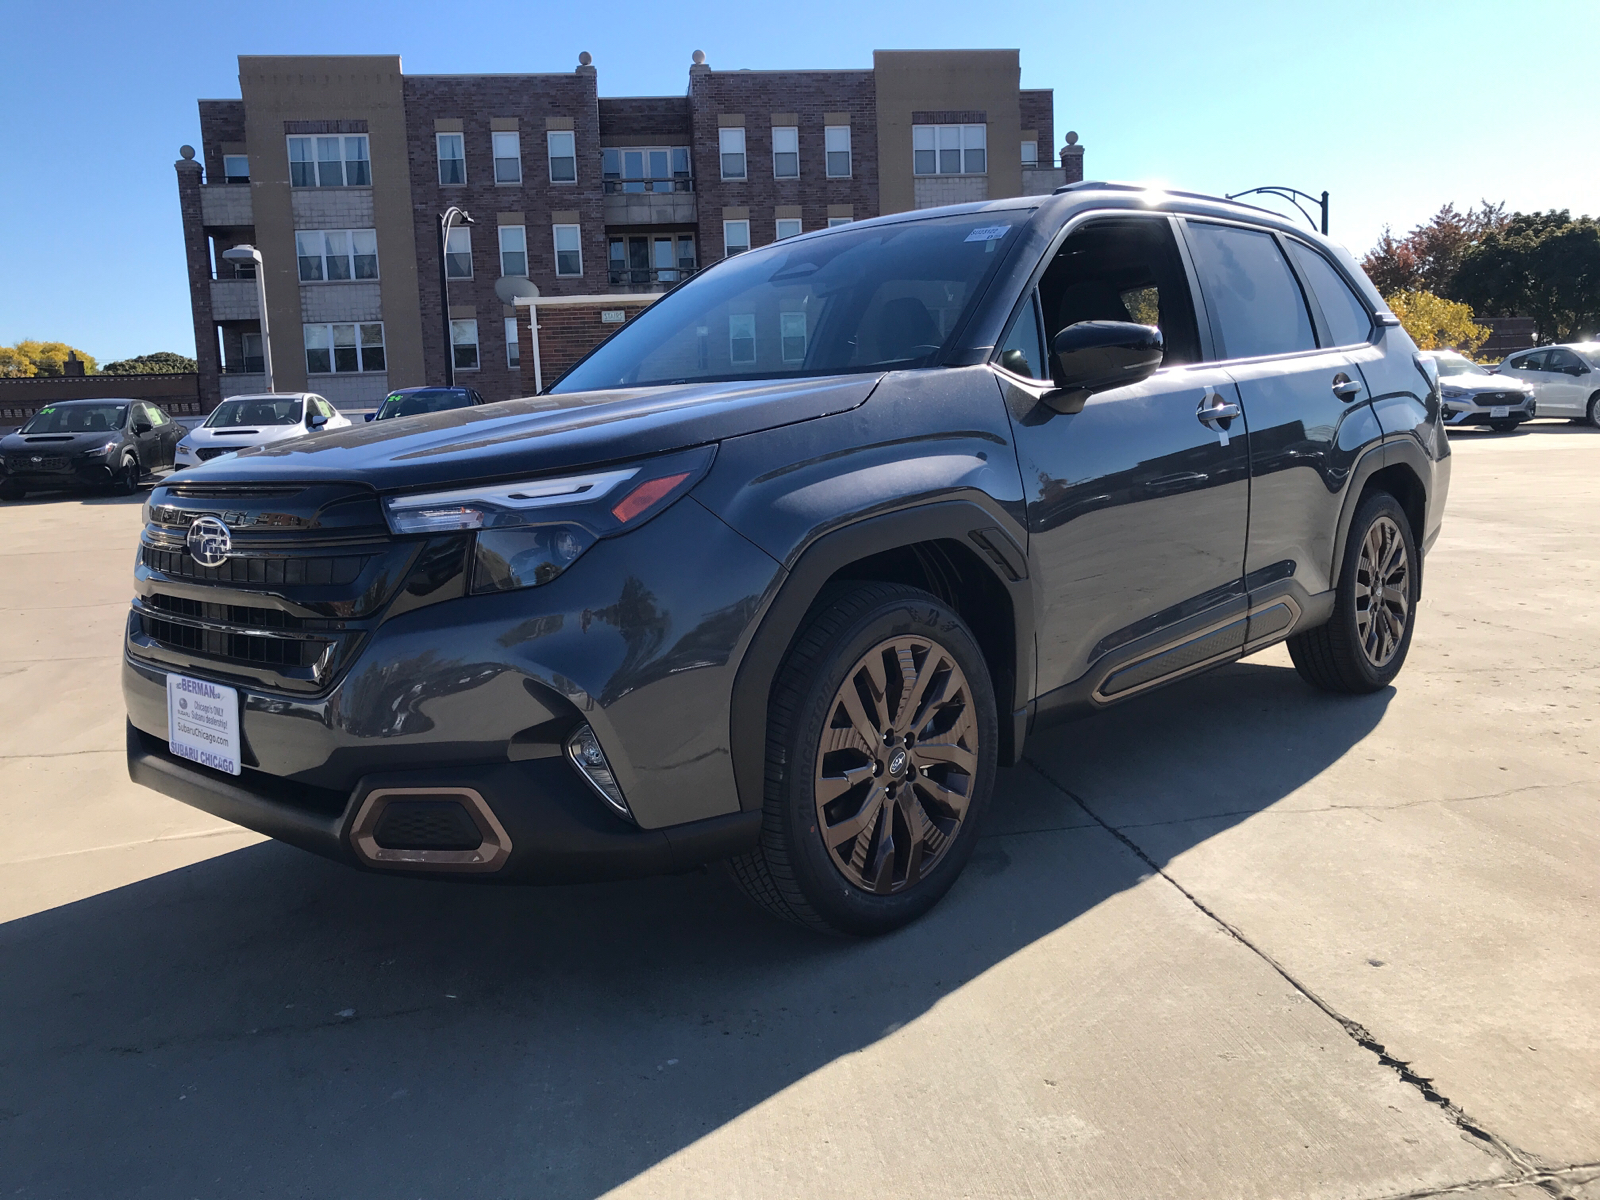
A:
31,455,42,464
187,515,232,567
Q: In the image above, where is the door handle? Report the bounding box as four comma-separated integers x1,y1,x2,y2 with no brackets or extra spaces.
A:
1332,373,1364,402
1196,396,1240,423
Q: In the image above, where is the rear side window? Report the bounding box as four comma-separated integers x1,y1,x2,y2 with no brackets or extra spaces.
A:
1509,351,1546,371
1285,241,1372,347
1186,222,1315,360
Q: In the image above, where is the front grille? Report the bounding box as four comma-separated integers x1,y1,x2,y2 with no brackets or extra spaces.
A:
141,544,371,586
8,455,69,471
373,800,484,851
195,447,240,461
139,614,330,670
145,592,330,631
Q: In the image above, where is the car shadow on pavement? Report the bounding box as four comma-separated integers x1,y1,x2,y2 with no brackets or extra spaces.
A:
0,658,1389,1198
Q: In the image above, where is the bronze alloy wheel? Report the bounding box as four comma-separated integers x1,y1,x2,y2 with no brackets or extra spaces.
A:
814,634,978,894
1355,514,1410,669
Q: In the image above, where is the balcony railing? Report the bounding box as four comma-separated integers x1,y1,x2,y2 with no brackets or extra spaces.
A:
608,266,698,289
603,177,694,195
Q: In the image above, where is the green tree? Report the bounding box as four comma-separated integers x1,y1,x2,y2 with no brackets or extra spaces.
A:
3,340,98,375
1362,202,1507,299
1385,289,1489,354
1454,211,1600,344
101,351,198,375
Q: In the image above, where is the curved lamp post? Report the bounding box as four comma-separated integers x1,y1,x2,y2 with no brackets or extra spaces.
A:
438,207,476,386
220,244,273,392
1225,187,1329,235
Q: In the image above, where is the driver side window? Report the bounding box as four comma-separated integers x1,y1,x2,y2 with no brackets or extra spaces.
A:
995,293,1048,381
1035,217,1202,378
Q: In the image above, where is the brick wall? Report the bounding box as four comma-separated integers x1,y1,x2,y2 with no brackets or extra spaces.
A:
198,100,246,185
597,96,692,143
688,68,878,258
1018,89,1054,166
0,374,204,430
403,68,606,401
518,296,657,389
175,157,223,410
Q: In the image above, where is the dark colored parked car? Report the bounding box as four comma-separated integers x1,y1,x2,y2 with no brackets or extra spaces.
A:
2,398,181,500
367,386,488,422
123,185,1449,935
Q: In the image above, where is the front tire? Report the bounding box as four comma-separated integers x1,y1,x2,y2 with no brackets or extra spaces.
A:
726,582,998,936
114,455,140,495
1288,490,1418,694
1490,420,1520,433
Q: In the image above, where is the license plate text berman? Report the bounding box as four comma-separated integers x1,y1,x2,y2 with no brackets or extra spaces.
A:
1491,406,1509,418
166,673,241,776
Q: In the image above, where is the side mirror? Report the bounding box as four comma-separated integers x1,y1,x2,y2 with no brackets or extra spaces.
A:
1045,321,1164,414
308,413,328,430
364,412,376,423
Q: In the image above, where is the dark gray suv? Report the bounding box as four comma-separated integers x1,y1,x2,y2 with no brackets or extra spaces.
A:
123,185,1449,935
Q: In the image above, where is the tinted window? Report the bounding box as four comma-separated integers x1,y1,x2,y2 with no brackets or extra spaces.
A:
20,404,128,433
1186,222,1315,360
1285,241,1372,347
376,389,473,420
1037,217,1202,368
995,293,1047,380
1509,351,1546,371
552,211,1020,391
1546,348,1584,371
207,397,302,427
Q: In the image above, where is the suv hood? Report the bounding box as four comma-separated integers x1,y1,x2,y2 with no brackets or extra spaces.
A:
2,429,124,452
185,424,310,450
183,374,881,491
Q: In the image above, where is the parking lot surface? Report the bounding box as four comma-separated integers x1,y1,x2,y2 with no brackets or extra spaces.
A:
1,426,1596,1199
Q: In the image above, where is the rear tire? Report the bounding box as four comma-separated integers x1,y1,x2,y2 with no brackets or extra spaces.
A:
726,582,998,936
1289,490,1418,694
1588,395,1600,429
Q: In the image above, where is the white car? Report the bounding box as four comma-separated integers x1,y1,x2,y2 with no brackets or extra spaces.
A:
173,393,351,469
1494,343,1600,427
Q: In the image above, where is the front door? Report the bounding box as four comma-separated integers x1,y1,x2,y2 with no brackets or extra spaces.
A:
1001,215,1251,701
1539,347,1593,415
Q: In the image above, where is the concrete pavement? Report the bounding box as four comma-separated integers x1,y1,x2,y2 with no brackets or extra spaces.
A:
0,425,1596,1198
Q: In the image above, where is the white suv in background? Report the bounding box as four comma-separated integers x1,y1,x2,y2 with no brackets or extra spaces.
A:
173,394,351,469
1495,344,1600,427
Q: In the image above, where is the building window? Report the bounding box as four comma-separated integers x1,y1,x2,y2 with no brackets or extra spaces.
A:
827,216,852,228
775,218,802,240
451,319,479,371
304,322,385,374
241,332,264,374
548,131,576,182
288,135,369,187
772,126,798,178
780,311,807,363
499,225,527,276
445,227,472,279
553,224,582,276
295,229,378,282
223,155,249,183
912,124,986,175
603,146,691,193
437,133,466,185
609,235,697,286
825,126,851,178
493,132,522,184
719,128,746,180
505,316,521,368
729,313,756,365
723,219,750,256
1021,139,1039,167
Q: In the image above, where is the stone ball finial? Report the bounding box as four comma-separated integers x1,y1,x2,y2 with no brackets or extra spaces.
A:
1065,131,1079,146
692,49,706,65
578,51,592,66
179,144,196,160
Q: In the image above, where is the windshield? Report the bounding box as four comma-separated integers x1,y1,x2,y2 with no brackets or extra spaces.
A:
377,389,471,419
20,404,127,434
1431,354,1491,378
551,211,1027,392
206,397,302,427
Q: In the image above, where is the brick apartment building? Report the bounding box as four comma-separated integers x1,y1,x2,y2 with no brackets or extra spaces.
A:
178,49,1083,409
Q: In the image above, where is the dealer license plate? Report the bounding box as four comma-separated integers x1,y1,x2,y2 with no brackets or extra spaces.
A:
1491,406,1509,418
166,673,241,775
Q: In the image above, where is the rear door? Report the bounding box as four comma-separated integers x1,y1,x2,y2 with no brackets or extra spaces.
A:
1182,219,1381,621
1540,348,1592,415
130,403,165,468
1498,350,1547,403
1000,212,1252,702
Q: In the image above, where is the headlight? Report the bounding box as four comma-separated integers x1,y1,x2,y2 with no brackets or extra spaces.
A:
1439,385,1470,400
82,439,119,457
381,445,716,594
175,440,193,455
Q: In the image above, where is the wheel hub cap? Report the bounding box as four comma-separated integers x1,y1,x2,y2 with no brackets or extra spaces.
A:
813,635,978,895
1354,514,1410,669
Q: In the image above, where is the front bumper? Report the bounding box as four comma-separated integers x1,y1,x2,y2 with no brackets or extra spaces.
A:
1441,396,1535,426
126,721,759,882
2,461,117,488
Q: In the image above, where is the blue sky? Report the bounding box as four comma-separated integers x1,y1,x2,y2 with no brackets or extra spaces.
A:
3,0,1595,361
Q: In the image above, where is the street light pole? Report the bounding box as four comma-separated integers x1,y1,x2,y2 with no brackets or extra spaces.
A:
438,207,475,386
1225,186,1329,236
220,244,273,392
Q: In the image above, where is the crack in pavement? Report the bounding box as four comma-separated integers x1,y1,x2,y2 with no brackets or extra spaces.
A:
1,825,254,868
0,748,122,760
1024,756,1539,1178
1367,1161,1600,1200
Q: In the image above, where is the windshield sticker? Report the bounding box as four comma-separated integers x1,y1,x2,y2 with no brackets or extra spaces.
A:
964,224,1012,243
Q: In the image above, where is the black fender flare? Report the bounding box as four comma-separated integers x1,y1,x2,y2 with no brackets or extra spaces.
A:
1329,435,1432,593
728,496,1035,811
